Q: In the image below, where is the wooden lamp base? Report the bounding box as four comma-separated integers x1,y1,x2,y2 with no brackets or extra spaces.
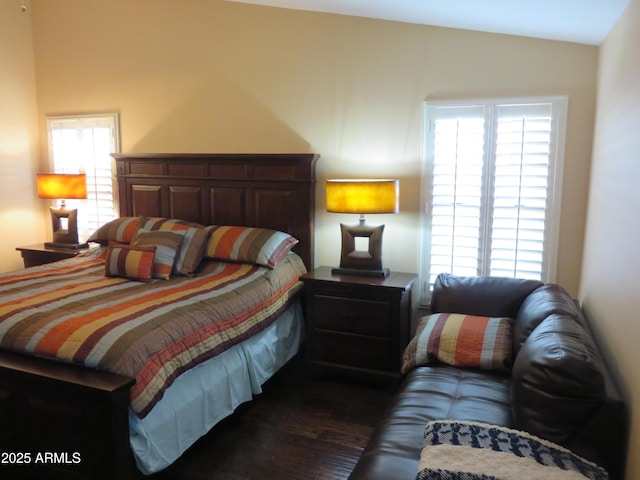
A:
47,206,88,249
331,220,389,278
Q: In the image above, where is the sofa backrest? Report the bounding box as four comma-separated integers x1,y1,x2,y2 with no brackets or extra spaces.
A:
430,273,543,318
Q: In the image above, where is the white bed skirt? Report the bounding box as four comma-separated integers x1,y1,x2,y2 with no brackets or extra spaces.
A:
129,301,304,474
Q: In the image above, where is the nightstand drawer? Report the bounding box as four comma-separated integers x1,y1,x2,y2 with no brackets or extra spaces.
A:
313,295,391,337
310,331,391,371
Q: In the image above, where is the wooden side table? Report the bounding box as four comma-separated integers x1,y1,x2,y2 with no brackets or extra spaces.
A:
300,266,417,389
15,243,91,268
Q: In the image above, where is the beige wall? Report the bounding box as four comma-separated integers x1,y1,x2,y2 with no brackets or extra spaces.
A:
0,0,45,272
581,0,640,477
25,0,598,295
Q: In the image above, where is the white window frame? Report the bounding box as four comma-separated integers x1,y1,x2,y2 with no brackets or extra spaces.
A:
46,113,121,242
419,96,567,304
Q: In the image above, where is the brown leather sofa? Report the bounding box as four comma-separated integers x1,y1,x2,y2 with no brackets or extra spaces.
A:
349,273,628,480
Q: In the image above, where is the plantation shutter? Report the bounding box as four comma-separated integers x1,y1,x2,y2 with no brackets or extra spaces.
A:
422,98,565,297
47,114,120,241
490,104,553,279
428,106,486,287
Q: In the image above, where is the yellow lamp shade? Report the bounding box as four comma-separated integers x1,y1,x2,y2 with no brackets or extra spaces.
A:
36,173,87,200
326,179,399,214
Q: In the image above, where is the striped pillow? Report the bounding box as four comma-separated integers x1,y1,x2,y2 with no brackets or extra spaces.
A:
139,217,212,276
104,243,156,283
131,229,185,280
140,216,204,230
205,226,298,268
88,217,142,244
401,313,513,374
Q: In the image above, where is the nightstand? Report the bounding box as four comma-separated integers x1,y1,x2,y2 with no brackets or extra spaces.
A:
16,243,91,268
300,266,417,389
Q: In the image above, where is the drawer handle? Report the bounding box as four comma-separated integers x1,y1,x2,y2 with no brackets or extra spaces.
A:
342,311,360,319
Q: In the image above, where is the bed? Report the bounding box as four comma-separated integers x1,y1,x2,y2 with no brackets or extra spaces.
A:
0,153,318,480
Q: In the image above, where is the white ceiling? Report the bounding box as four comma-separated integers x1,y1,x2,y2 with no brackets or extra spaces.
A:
226,0,631,45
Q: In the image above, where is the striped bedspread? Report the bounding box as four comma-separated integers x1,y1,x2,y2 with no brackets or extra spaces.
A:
0,248,306,417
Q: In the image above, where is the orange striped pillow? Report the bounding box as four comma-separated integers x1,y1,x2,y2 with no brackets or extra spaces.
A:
205,226,298,268
105,243,156,283
88,217,142,244
131,229,184,280
139,216,203,230
140,217,213,276
401,313,513,374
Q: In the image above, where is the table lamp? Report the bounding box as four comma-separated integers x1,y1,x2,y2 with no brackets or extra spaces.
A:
326,179,399,277
37,173,89,249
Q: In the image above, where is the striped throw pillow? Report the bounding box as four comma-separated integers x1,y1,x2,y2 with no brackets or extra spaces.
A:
131,229,185,280
139,217,213,276
105,243,156,283
205,226,298,268
88,217,142,244
401,313,513,374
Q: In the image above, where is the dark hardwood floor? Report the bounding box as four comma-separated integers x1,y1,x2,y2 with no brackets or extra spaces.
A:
141,362,394,480
1,360,393,480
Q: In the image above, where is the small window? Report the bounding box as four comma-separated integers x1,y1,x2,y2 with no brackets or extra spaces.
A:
46,113,120,241
420,97,567,302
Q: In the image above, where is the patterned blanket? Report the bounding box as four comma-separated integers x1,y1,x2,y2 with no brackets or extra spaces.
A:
418,420,609,480
0,249,305,417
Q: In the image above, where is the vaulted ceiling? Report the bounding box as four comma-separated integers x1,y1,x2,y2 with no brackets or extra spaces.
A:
226,0,631,45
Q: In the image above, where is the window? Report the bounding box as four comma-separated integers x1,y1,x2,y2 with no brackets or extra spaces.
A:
46,114,120,241
420,97,567,300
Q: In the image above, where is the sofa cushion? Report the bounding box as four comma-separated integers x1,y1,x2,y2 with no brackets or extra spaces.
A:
431,273,543,318
348,366,512,480
511,314,606,445
401,313,513,374
513,283,581,356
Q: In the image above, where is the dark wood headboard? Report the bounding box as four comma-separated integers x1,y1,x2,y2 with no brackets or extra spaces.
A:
112,153,319,270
